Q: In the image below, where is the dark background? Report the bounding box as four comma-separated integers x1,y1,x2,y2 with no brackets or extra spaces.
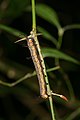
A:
0,0,80,120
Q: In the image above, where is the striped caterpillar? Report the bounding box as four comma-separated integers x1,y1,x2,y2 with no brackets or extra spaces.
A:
27,35,48,99
15,31,68,101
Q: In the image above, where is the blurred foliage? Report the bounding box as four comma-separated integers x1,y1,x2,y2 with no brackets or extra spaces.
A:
0,0,29,19
0,0,80,120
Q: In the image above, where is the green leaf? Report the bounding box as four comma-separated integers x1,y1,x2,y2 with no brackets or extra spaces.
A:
42,48,79,64
37,26,57,46
36,4,61,29
0,24,25,38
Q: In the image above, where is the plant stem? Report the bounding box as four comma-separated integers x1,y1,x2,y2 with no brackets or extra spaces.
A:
64,24,80,31
0,66,60,87
31,0,56,119
32,0,36,30
65,108,80,120
57,28,64,49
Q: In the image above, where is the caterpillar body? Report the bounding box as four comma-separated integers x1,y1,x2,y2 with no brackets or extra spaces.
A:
27,35,48,99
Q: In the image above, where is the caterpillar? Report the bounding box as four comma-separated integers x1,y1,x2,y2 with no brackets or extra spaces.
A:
27,35,48,99
15,31,68,101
